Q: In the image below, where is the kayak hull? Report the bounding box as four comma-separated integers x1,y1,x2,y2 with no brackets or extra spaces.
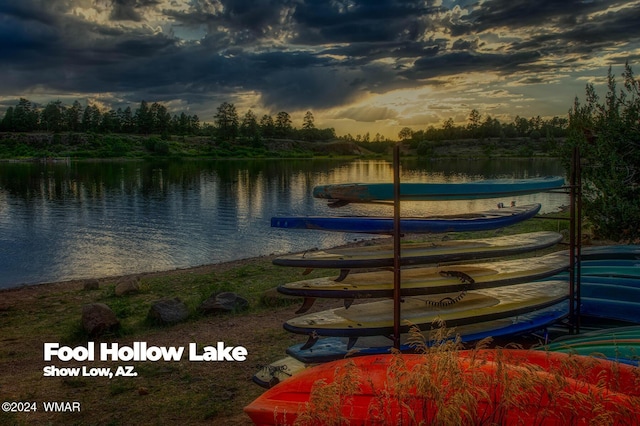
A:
245,350,640,425
271,204,542,234
273,231,563,269
283,280,569,338
312,176,566,202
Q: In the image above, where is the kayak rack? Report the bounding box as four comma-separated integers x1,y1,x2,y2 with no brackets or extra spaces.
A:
269,148,582,357
389,145,583,348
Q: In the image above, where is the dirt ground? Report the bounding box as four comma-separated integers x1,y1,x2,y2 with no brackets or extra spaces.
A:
0,237,402,425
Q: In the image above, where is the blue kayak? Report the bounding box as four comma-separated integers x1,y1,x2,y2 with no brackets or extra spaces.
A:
286,301,569,363
313,176,565,203
581,298,640,324
271,204,541,234
558,275,640,324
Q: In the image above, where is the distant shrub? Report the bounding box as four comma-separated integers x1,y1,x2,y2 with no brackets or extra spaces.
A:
153,140,170,155
529,130,542,140
417,141,433,157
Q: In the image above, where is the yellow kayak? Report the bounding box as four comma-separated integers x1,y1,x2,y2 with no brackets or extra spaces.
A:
283,280,569,339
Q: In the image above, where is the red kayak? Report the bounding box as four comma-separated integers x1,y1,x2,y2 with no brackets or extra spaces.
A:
244,349,640,425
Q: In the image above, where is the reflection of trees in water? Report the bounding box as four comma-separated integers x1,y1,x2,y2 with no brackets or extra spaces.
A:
0,158,564,207
404,158,565,180
0,159,358,201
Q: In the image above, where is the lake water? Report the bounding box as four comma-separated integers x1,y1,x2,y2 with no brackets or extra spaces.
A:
0,158,568,289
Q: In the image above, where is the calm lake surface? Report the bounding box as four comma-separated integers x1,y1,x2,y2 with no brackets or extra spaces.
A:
0,158,568,289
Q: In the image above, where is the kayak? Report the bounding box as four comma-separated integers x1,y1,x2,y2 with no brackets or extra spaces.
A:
258,302,570,386
286,301,569,364
540,326,640,366
271,203,542,234
539,275,640,324
580,244,640,261
283,280,569,341
245,350,640,425
312,176,566,203
272,231,563,269
278,251,569,304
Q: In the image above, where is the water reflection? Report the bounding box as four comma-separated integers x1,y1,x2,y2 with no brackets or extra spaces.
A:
0,158,567,288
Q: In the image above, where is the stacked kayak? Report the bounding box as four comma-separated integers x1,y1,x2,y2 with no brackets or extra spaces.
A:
540,326,640,366
249,164,639,424
285,302,569,364
279,250,570,310
274,177,565,233
245,350,640,425
273,232,569,369
580,244,640,260
282,280,568,344
271,203,542,234
272,230,563,269
259,250,640,385
253,302,570,388
544,245,640,324
577,273,640,324
312,176,566,203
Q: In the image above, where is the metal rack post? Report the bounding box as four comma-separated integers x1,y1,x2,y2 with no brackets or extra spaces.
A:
393,144,401,349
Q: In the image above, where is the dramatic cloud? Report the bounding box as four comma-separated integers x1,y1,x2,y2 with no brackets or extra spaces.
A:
1,0,639,135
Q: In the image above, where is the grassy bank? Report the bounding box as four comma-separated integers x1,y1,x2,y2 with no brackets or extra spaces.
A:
0,133,386,160
0,132,561,160
0,212,574,425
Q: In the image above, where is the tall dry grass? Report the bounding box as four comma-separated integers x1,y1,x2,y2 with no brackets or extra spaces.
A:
288,323,640,426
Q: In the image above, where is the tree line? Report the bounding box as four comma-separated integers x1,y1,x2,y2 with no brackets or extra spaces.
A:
0,98,336,142
392,111,569,144
332,111,569,155
0,96,570,145
0,99,201,136
212,102,336,141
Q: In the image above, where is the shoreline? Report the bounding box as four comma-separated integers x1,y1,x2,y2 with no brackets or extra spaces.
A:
0,254,279,294
0,234,395,294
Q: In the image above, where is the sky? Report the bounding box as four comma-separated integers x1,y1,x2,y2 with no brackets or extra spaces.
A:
1,0,640,138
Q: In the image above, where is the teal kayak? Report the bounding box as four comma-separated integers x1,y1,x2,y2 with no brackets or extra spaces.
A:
313,176,565,203
580,244,640,260
541,326,640,366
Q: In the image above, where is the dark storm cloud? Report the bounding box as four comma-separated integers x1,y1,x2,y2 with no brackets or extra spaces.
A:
0,11,55,59
0,1,181,93
454,0,614,35
404,50,543,80
451,38,480,51
110,0,161,22
559,2,640,47
453,0,640,56
292,0,442,44
166,0,295,45
1,0,639,117
0,1,58,56
403,0,640,82
0,1,56,25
